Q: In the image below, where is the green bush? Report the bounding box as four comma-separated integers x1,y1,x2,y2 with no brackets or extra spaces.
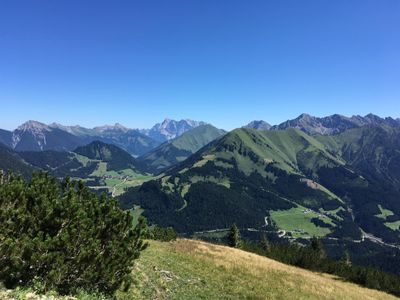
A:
146,225,177,242
0,172,147,295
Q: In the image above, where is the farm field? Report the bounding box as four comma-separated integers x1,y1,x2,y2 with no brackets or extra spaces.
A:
270,206,335,238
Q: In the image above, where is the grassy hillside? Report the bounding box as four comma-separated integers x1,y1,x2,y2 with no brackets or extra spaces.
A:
129,239,397,299
137,125,225,174
3,239,396,299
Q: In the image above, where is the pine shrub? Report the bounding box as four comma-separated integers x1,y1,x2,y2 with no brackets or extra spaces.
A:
0,172,147,295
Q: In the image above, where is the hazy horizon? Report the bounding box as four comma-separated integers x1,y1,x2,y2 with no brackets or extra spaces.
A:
1,112,399,132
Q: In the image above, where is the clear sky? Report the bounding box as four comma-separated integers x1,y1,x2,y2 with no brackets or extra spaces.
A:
0,0,399,130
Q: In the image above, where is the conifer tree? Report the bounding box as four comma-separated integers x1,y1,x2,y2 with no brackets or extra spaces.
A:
309,236,326,260
227,223,241,248
340,249,352,267
260,233,271,253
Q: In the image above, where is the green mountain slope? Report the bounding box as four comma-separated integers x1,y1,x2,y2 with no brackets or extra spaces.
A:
118,127,400,275
19,150,96,178
137,125,225,174
0,129,12,146
74,140,138,171
314,125,400,243
0,143,36,178
120,126,400,246
19,141,153,196
316,125,400,188
119,128,360,239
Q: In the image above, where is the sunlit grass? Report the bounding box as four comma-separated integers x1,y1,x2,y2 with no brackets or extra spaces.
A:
127,239,398,300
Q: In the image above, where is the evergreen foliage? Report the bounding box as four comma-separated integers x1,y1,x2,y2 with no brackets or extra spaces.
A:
0,172,147,295
340,250,352,267
227,224,241,248
309,236,326,260
259,233,271,253
146,225,178,242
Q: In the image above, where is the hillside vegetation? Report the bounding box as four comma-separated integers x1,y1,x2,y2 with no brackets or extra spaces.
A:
1,238,399,299
130,239,397,300
120,128,355,237
19,141,153,196
0,173,148,297
0,143,36,178
120,125,400,245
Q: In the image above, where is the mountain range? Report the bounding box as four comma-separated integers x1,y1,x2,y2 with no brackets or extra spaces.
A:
1,121,84,152
126,124,400,244
0,118,206,157
1,113,399,157
246,113,400,135
119,123,400,274
2,113,400,275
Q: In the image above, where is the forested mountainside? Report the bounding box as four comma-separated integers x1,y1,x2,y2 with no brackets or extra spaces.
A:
119,125,400,274
19,141,151,196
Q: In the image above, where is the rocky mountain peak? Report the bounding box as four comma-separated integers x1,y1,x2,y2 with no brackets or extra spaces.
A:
297,113,313,120
147,118,207,142
93,123,129,133
244,120,272,131
17,120,50,132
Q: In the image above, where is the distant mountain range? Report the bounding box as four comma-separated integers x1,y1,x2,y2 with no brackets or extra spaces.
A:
245,113,400,135
2,113,400,275
0,119,207,157
1,121,84,152
2,114,399,157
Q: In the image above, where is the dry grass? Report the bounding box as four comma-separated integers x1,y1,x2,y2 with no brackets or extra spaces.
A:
168,239,398,300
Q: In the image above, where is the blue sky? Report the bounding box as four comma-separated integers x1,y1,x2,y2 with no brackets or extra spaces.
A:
0,0,399,130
